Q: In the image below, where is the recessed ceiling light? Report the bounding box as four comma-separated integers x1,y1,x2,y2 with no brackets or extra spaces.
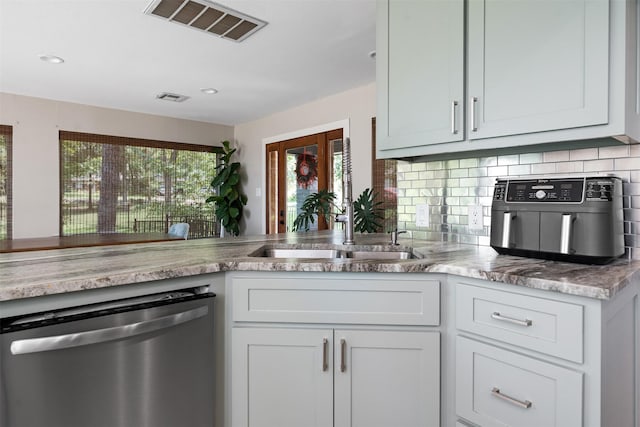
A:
201,88,218,94
39,54,65,64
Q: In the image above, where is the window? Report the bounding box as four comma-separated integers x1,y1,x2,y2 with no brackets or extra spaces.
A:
0,125,12,240
59,131,222,239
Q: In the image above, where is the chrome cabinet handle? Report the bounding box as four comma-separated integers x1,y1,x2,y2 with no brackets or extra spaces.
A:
491,387,532,409
10,306,208,355
451,100,459,134
560,213,574,254
491,311,532,327
470,96,478,131
502,212,513,248
322,338,328,372
340,338,346,372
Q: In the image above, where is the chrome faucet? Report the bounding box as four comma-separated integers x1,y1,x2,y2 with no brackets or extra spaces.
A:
390,230,407,245
335,137,355,245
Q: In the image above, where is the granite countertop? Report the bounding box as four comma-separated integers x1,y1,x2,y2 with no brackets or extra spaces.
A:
1,231,639,301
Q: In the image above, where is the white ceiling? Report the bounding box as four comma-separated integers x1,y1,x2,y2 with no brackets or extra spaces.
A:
0,0,376,126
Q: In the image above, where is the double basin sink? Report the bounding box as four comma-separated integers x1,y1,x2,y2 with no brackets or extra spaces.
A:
251,246,416,260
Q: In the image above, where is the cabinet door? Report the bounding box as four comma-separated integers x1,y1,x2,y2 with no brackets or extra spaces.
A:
334,330,440,427
377,0,464,153
467,0,609,140
231,327,333,427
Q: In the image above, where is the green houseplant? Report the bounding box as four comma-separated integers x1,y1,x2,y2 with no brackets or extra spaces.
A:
292,188,383,233
207,140,247,236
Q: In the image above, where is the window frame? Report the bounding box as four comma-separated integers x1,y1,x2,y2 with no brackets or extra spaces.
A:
58,130,224,238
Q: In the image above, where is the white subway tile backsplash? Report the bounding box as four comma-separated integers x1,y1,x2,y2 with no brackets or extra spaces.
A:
469,167,488,177
556,161,584,173
460,158,479,168
450,168,469,178
531,163,557,174
583,159,614,172
599,145,630,158
543,150,570,162
615,157,640,170
397,143,640,256
488,166,508,176
508,164,531,176
479,156,498,167
498,154,519,166
570,148,599,160
426,161,444,170
519,153,543,164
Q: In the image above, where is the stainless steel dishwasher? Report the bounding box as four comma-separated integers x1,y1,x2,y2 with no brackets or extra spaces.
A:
0,287,215,427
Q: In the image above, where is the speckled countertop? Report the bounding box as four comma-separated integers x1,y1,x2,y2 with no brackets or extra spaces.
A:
1,231,639,301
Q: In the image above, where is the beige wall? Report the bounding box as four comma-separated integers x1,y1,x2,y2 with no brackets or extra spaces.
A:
234,82,376,235
0,93,234,238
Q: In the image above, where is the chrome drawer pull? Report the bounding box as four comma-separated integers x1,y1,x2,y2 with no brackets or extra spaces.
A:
340,338,346,372
322,338,328,372
491,311,533,327
491,387,532,409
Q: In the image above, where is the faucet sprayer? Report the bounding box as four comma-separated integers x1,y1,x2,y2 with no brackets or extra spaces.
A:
335,137,355,245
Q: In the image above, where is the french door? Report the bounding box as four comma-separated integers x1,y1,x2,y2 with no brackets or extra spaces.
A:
266,129,343,234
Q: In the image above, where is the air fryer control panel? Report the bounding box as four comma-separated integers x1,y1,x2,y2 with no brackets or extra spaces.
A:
493,177,616,203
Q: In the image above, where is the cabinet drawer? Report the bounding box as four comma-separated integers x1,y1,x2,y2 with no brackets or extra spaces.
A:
231,274,440,325
456,283,583,362
456,336,583,427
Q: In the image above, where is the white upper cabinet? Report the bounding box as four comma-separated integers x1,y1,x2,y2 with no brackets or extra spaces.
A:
377,0,639,159
376,0,464,150
467,0,609,139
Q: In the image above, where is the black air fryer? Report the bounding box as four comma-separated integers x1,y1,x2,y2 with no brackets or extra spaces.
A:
490,176,624,264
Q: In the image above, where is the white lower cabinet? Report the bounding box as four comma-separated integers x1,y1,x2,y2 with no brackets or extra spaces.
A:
334,329,439,427
231,327,333,427
231,327,439,427
228,272,442,427
456,336,583,427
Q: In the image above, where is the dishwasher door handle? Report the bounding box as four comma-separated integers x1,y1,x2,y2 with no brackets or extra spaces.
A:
10,305,209,355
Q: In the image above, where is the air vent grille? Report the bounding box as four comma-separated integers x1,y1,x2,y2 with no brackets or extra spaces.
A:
156,92,190,102
144,0,267,42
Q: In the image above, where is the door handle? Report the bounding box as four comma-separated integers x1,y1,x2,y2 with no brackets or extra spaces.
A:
560,213,574,254
470,96,478,132
340,338,346,372
451,100,459,134
322,338,328,371
10,306,209,355
279,210,284,217
502,212,514,248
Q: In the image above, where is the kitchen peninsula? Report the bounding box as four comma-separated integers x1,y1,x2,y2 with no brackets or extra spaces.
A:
1,231,639,427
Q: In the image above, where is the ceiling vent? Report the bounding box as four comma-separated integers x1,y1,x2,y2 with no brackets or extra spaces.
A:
156,92,190,102
144,0,267,42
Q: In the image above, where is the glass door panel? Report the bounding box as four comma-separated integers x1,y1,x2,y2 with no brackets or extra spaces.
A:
286,144,318,231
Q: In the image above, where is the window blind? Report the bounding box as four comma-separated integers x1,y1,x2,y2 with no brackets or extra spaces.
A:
0,125,12,240
59,131,223,239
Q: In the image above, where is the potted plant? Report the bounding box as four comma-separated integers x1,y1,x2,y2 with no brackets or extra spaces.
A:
292,188,383,233
207,140,247,236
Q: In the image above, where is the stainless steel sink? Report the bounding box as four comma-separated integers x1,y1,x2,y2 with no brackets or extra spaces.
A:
260,248,348,259
253,247,416,260
347,250,414,260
